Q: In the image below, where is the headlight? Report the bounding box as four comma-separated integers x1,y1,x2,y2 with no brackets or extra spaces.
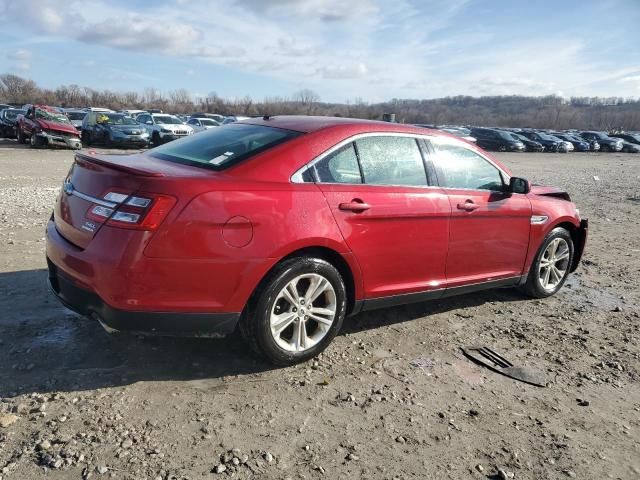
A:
141,132,149,138
160,128,171,133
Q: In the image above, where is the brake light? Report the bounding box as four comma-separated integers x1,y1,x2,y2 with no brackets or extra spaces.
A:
86,192,176,230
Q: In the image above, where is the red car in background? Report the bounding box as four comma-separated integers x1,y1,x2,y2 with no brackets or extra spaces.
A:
17,105,81,149
46,116,587,365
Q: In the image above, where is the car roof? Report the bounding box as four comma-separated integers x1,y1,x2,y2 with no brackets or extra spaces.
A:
239,115,439,135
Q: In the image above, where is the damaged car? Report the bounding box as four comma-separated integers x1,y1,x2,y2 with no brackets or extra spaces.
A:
17,105,81,149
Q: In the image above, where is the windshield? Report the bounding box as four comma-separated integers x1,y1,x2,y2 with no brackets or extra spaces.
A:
495,130,518,141
537,132,559,141
66,112,87,120
510,133,526,142
3,110,21,121
153,115,183,125
150,123,302,170
35,108,71,124
99,114,137,125
200,119,219,126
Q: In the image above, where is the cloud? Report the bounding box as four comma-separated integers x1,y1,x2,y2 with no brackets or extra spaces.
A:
236,0,378,22
7,49,31,61
318,63,368,79
76,16,203,55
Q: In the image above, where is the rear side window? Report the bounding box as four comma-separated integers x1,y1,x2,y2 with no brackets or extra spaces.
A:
432,142,504,191
314,143,362,184
355,136,427,186
150,123,302,170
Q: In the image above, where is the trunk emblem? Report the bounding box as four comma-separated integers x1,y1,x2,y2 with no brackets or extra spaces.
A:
63,181,74,195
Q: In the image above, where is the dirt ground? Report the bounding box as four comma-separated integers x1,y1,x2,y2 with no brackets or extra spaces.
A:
0,140,638,480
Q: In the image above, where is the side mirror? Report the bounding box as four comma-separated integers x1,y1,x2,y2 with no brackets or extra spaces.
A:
509,176,530,194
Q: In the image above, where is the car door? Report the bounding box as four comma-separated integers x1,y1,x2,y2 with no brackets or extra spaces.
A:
311,134,451,301
428,137,531,287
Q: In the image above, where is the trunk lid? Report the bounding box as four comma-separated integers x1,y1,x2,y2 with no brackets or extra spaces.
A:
54,153,147,248
54,151,219,249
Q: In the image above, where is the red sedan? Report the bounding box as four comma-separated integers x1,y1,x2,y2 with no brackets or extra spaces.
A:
46,116,587,365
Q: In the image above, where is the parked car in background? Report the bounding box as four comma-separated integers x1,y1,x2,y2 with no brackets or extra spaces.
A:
46,116,588,365
118,109,147,118
190,113,226,123
87,107,114,113
0,108,25,138
469,127,525,152
222,115,251,124
64,109,88,131
186,117,221,132
435,126,476,143
508,132,545,152
136,112,193,145
611,132,640,146
552,133,590,152
612,138,640,153
82,112,150,148
519,131,563,152
16,105,81,149
579,131,623,152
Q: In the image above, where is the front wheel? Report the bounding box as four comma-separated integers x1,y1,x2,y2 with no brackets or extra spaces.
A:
239,257,347,365
523,227,574,298
30,134,43,148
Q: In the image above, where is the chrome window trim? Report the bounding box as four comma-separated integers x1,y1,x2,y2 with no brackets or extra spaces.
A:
290,132,512,190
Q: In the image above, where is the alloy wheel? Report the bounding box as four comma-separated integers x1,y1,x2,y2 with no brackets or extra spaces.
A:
270,273,336,352
538,237,570,291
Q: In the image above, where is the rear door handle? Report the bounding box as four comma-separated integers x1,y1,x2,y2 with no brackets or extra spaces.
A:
457,200,479,211
339,199,371,213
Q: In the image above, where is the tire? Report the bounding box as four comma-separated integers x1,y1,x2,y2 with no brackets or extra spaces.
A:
239,257,347,366
522,227,574,298
17,127,26,144
82,131,91,146
152,132,162,146
29,134,43,149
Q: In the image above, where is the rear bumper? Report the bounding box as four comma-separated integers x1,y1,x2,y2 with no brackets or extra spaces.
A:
47,258,239,337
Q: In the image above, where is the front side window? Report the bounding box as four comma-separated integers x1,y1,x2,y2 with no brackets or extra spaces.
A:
432,142,504,191
355,136,427,186
314,143,362,184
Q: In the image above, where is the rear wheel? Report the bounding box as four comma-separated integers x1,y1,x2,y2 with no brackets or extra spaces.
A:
523,227,574,298
239,257,347,365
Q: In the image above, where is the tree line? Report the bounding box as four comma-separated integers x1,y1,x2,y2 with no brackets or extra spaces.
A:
2,73,639,130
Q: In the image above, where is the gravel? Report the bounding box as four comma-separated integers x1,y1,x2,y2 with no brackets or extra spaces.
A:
0,142,638,478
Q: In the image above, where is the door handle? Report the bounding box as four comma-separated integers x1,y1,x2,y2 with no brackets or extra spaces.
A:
339,199,371,213
457,200,479,211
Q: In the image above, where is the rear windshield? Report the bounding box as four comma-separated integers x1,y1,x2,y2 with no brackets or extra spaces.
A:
150,123,302,170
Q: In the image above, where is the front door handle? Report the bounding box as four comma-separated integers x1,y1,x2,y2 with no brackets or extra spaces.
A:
457,200,479,211
339,199,371,213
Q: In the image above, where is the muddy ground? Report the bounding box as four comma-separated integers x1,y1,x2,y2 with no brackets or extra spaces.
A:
0,140,638,480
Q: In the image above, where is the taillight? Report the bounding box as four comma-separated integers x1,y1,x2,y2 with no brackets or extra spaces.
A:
86,192,176,230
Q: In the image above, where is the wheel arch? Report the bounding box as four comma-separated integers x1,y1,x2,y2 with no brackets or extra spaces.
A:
546,219,586,272
244,246,362,317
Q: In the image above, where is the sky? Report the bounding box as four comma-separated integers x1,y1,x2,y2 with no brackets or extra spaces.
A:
1,0,639,103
